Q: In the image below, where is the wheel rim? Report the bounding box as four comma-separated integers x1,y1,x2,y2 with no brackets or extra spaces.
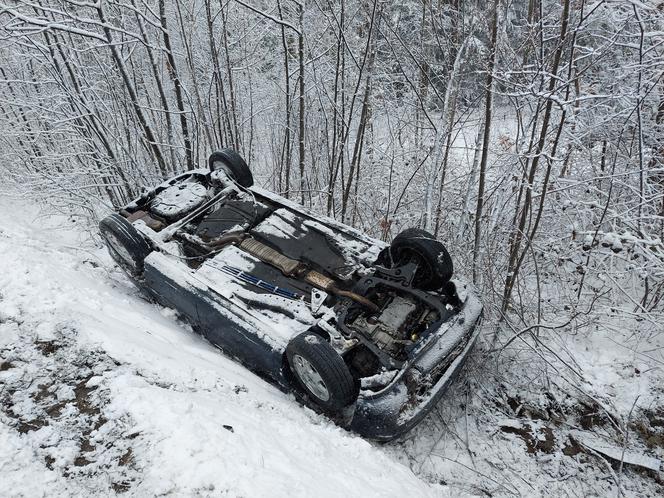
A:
103,232,136,271
292,354,330,401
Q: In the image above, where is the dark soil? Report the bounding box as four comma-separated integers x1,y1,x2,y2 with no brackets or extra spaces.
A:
34,340,63,356
0,328,139,493
631,407,664,450
562,436,583,457
500,422,556,454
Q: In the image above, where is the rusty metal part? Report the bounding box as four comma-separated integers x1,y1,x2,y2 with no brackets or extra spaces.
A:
207,231,247,249
239,238,300,275
122,209,165,231
206,234,378,311
302,270,379,312
330,287,379,312
301,269,335,289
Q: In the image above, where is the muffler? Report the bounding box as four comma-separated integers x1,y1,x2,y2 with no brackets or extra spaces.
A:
209,234,378,312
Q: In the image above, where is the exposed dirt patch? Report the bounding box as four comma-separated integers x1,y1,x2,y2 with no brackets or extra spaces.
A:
119,448,133,467
73,455,93,467
0,325,140,493
15,417,48,434
648,409,664,428
562,436,583,456
577,403,607,430
74,376,99,416
501,389,565,423
45,401,66,418
112,481,132,494
34,340,63,356
500,422,556,454
631,407,664,450
32,383,52,402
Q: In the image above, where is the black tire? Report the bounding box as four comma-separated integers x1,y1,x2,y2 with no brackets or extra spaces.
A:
208,148,254,188
99,214,152,277
286,332,357,412
389,228,453,291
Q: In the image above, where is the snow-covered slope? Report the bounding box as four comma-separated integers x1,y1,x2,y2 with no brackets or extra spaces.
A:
4,198,663,497
0,199,441,497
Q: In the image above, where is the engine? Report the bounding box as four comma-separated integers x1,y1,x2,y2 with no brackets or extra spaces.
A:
343,285,442,364
350,296,418,355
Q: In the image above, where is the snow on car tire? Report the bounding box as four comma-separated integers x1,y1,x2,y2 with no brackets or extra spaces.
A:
99,214,152,277
208,148,254,188
389,228,453,291
286,332,358,413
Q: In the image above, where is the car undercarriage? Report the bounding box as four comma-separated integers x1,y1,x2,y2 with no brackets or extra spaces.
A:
100,149,482,439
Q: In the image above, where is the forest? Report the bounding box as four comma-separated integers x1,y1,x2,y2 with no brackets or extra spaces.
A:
1,0,663,495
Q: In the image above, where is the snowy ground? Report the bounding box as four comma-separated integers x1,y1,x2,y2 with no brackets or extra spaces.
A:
1,197,663,497
0,199,442,496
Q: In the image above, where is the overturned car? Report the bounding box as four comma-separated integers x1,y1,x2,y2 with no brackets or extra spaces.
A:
99,149,482,440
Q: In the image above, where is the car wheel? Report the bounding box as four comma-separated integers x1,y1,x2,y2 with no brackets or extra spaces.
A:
99,214,152,277
286,332,357,412
208,148,254,188
388,228,453,291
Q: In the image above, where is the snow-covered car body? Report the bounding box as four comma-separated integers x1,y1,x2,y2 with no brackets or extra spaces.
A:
100,151,482,440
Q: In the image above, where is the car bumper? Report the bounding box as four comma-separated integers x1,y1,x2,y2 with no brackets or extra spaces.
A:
348,290,482,441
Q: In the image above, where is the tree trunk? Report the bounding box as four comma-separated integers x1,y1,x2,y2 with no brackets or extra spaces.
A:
96,4,167,175
159,0,194,170
297,3,306,204
501,0,572,311
278,0,292,197
472,0,499,285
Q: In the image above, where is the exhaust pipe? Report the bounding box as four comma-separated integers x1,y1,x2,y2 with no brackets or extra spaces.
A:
208,234,378,312
300,269,379,313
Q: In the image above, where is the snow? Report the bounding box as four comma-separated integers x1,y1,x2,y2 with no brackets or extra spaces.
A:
0,422,74,497
361,369,398,390
252,187,386,245
301,217,383,267
570,430,662,472
2,197,664,497
252,207,383,271
252,208,303,239
0,198,439,496
194,245,317,346
149,181,208,219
